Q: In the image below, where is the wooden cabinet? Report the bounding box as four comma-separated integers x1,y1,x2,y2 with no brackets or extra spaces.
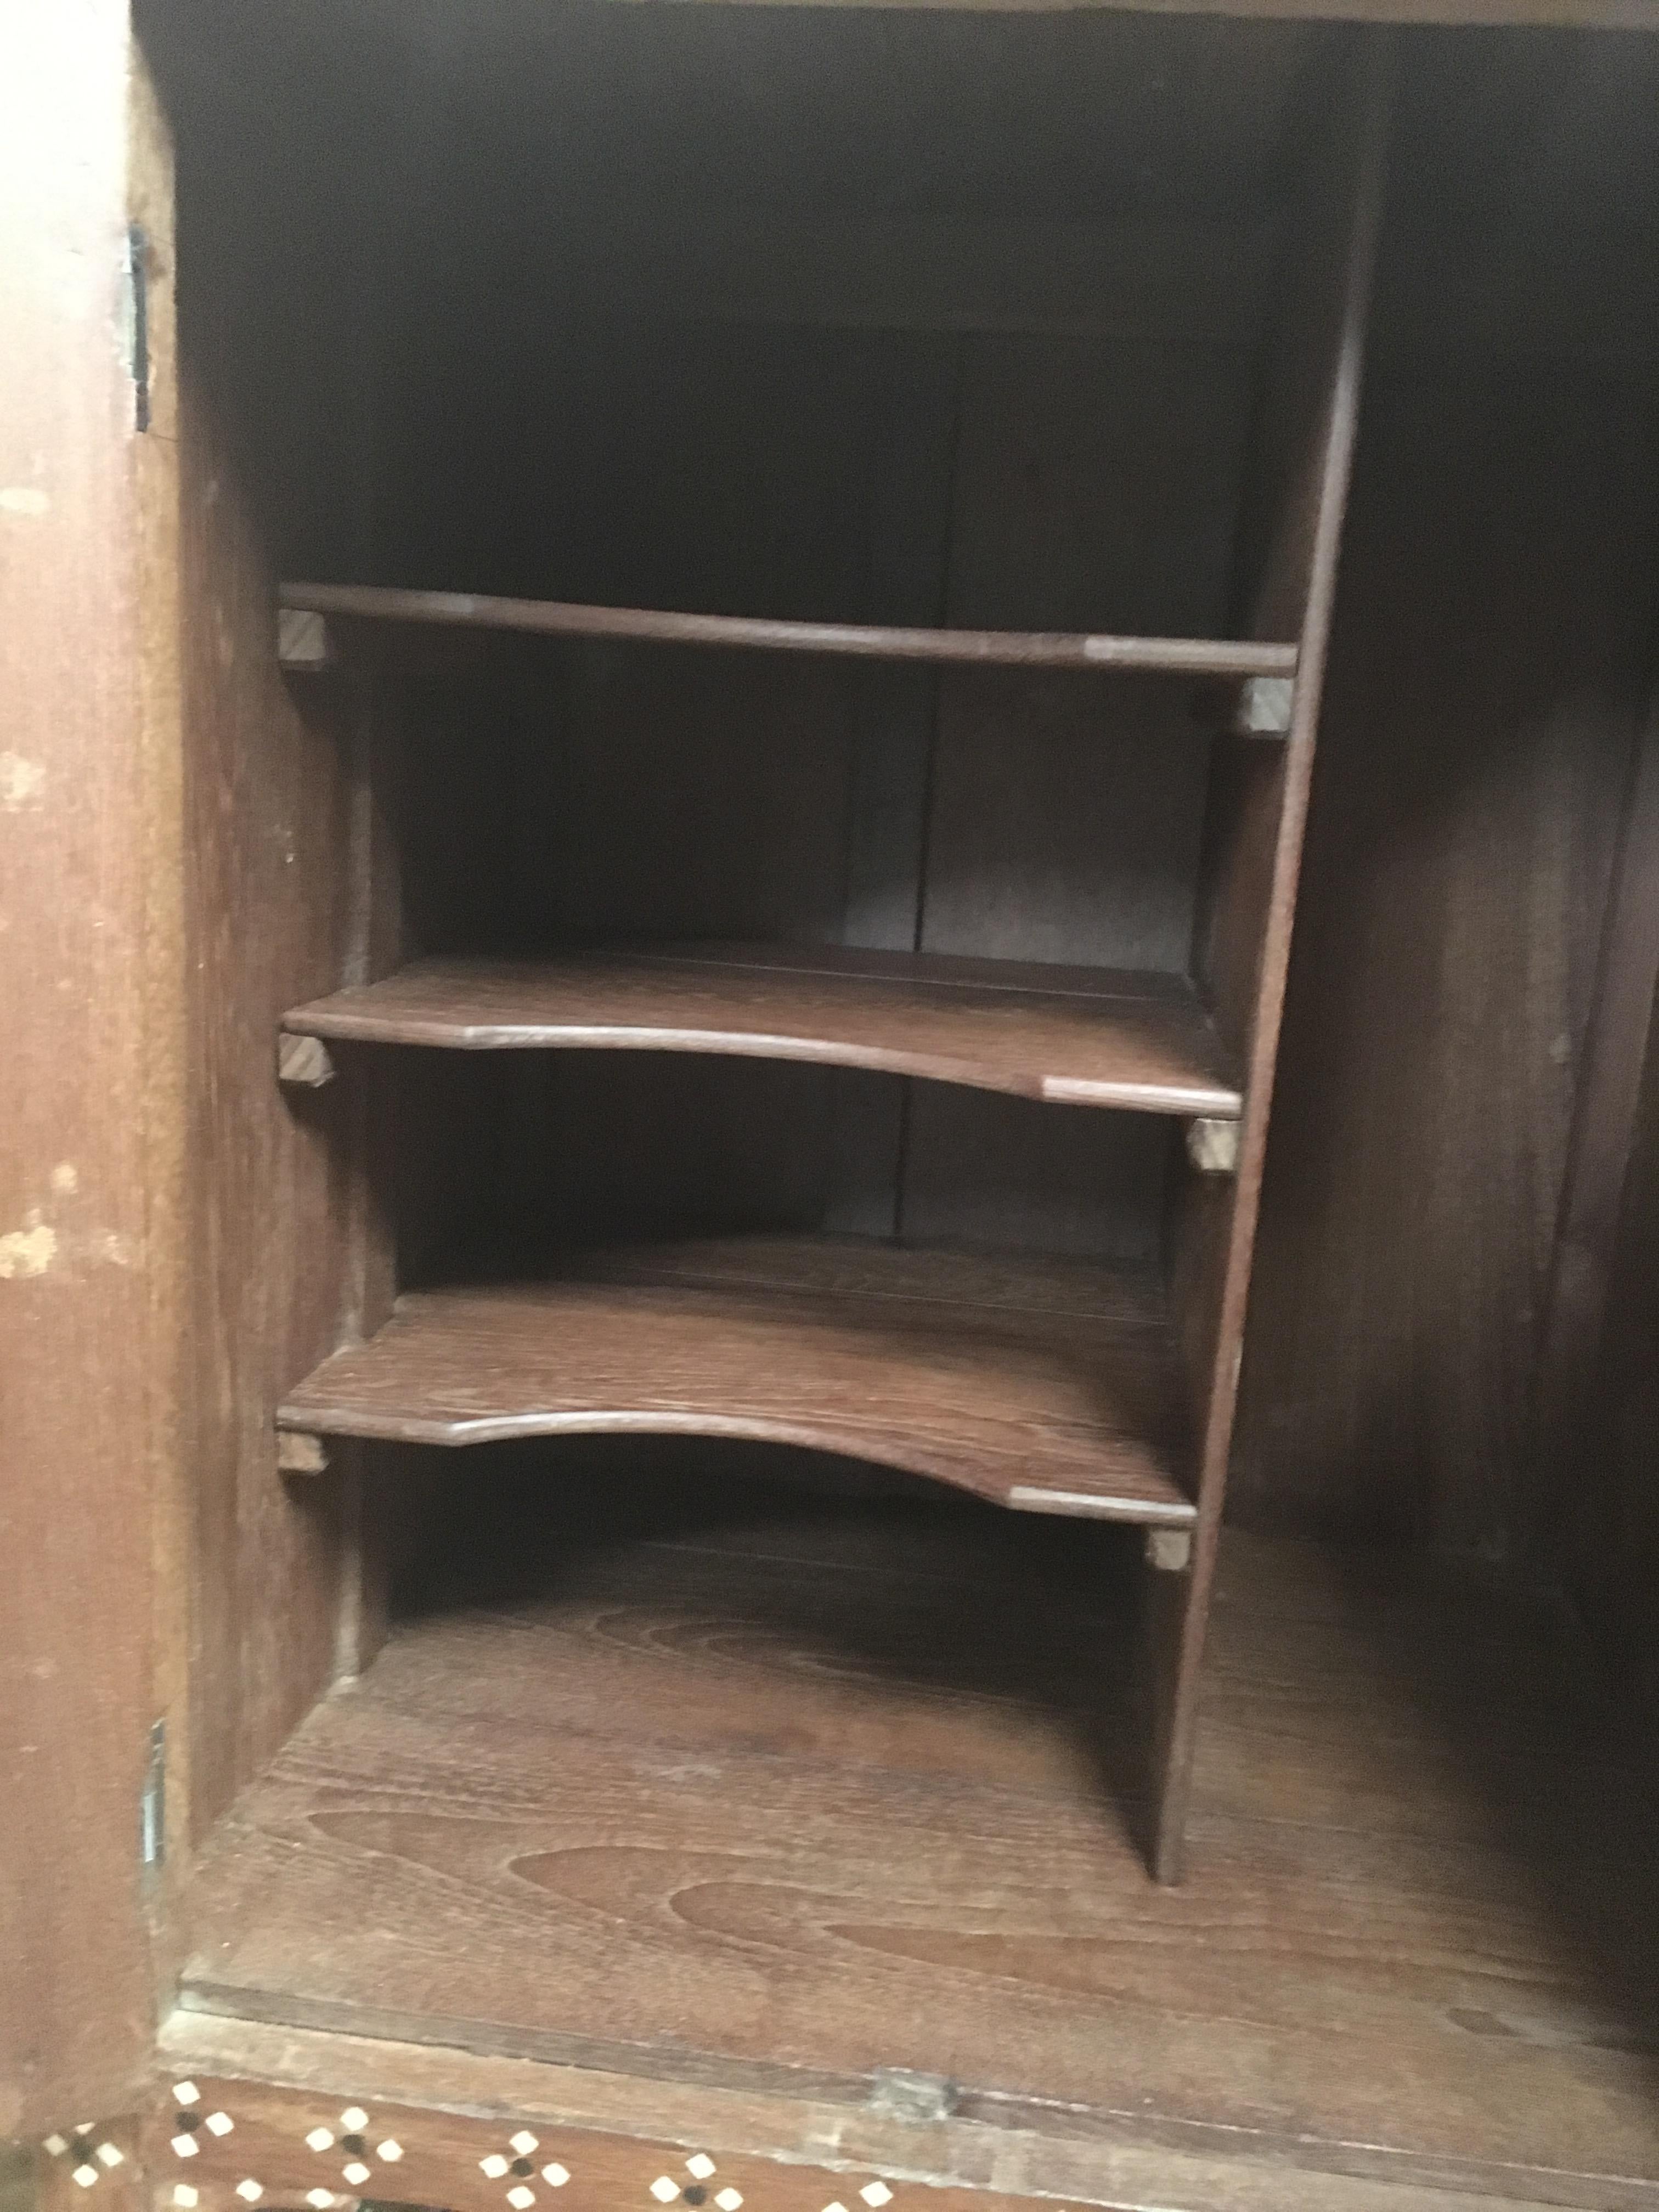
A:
4,4,1659,2207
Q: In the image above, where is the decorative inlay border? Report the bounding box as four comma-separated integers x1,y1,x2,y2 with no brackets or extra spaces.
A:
75,2078,1063,2212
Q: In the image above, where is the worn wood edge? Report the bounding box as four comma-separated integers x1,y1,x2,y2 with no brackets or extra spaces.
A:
1152,33,1397,1885
155,2013,1636,2212
278,583,1299,679
0,0,174,2134
1006,1485,1196,1524
130,21,193,2006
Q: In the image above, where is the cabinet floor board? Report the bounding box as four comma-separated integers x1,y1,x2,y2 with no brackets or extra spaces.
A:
180,1518,1659,2207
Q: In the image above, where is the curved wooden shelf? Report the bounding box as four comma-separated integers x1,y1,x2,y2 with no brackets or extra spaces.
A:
283,945,1242,1117
279,579,1300,680
278,1236,1197,1526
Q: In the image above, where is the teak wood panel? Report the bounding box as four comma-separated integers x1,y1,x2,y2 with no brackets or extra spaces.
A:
0,0,171,2137
175,1516,1659,2208
284,947,1242,1116
278,1238,1195,1522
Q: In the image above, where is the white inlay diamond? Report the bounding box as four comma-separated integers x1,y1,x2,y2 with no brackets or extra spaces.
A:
507,2190,535,2210
482,2156,511,2180
307,2131,335,2153
861,2187,894,2208
510,2132,539,2157
171,2137,199,2160
541,2168,570,2189
686,2157,716,2182
236,2182,263,2202
651,2180,680,2204
340,2111,369,2134
172,2188,199,2208
715,2191,744,2211
377,2141,403,2163
173,2086,200,2107
342,2164,371,2187
204,2114,234,2138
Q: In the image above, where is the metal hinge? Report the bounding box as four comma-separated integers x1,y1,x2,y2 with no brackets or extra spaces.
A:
123,224,151,432
140,1718,166,1868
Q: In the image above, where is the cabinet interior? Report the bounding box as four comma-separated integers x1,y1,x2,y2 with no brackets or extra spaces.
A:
142,1,1659,2184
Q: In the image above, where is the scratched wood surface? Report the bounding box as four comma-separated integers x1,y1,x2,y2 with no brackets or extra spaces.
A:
177,1508,1659,2207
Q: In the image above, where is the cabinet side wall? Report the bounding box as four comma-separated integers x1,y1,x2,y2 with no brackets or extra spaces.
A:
152,3,403,1835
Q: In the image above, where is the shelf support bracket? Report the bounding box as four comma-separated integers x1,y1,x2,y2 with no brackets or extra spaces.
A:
278,1033,336,1088
278,606,335,674
276,1430,330,1477
1235,673,1294,736
1186,1116,1239,1175
1146,1528,1193,1573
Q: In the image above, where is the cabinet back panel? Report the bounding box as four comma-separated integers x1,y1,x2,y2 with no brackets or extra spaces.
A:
381,297,1258,1261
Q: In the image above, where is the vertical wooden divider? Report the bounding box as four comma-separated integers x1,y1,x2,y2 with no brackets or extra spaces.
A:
1153,32,1395,1882
331,641,403,1683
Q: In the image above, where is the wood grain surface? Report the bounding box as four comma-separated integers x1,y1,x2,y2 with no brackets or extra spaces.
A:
280,582,1299,676
177,1515,1659,2207
0,0,167,2135
161,10,387,1841
1232,380,1659,1547
278,1237,1196,1521
283,946,1240,1116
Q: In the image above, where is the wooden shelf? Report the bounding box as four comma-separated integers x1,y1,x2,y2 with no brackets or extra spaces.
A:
278,1235,1197,1525
279,580,1300,680
283,945,1242,1118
